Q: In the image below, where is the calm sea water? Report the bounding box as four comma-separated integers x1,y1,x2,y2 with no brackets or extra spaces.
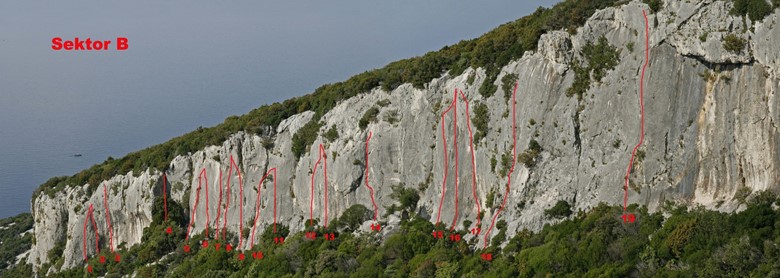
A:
0,0,559,218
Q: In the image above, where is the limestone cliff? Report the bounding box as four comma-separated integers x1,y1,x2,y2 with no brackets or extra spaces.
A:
25,0,780,273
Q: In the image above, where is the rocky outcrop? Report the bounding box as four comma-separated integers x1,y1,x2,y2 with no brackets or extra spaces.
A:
26,0,780,272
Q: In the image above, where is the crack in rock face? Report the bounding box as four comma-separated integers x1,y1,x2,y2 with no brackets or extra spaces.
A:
25,1,780,272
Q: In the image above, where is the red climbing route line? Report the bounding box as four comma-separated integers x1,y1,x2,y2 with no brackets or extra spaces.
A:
185,169,209,240
163,173,169,222
436,95,454,227
205,170,210,236
364,132,379,222
310,147,322,227
323,145,329,229
624,10,650,212
82,204,99,261
233,157,244,248
222,164,231,240
220,155,244,244
484,81,519,248
273,168,277,234
220,155,233,240
309,144,330,228
458,89,481,230
435,89,465,231
103,185,115,253
249,168,277,249
185,170,201,240
452,89,460,230
214,168,223,238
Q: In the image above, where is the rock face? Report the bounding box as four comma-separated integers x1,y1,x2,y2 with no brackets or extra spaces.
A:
26,0,780,272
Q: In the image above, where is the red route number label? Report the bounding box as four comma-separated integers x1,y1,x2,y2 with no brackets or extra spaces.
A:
52,37,128,51
323,233,336,241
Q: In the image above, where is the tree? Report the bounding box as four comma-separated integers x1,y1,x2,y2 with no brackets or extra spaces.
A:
337,204,372,232
544,200,572,218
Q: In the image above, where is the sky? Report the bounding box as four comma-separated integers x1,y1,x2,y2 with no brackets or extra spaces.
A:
0,0,560,218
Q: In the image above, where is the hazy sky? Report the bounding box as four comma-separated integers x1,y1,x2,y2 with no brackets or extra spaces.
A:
0,0,559,217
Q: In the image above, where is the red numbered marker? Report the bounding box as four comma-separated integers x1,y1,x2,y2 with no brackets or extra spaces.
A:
252,252,264,259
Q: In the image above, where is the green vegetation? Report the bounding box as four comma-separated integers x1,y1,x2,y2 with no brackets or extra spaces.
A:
567,36,621,99
544,200,573,218
644,0,662,12
0,213,33,273
486,188,496,209
518,139,543,167
501,73,518,102
377,99,391,107
324,125,339,142
358,107,380,129
723,34,747,53
498,150,513,177
626,41,635,52
291,119,323,158
390,185,420,214
734,186,753,203
384,110,400,124
466,71,476,85
731,0,773,21
699,69,718,82
12,192,780,277
472,102,490,142
19,194,189,277
13,0,780,274
636,149,646,161
584,36,621,82
331,204,372,232
567,61,591,99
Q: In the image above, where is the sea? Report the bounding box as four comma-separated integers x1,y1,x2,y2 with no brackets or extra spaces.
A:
0,0,558,218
